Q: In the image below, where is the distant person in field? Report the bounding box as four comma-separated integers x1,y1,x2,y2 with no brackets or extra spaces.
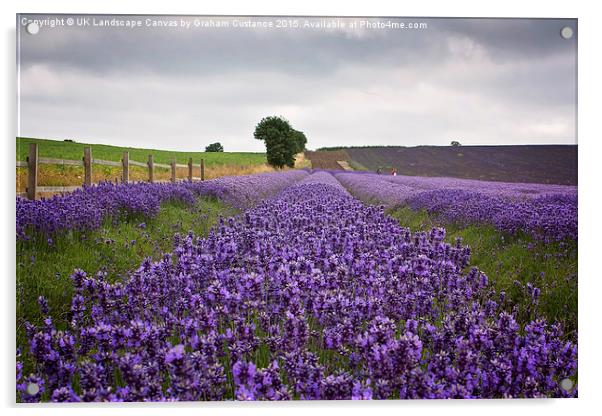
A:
391,168,398,176
376,168,382,175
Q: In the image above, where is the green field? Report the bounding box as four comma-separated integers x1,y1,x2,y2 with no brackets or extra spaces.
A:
16,137,267,166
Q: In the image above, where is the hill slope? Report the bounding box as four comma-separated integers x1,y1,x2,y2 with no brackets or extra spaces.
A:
16,137,273,193
304,150,351,170
313,145,577,185
16,137,267,166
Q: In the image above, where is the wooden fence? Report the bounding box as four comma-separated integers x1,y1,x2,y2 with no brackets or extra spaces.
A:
17,143,206,200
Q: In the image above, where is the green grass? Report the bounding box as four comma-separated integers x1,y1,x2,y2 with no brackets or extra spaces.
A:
16,197,238,363
389,207,577,337
16,137,267,166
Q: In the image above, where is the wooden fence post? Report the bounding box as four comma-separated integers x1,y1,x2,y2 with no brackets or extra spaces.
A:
83,146,92,186
188,158,193,181
26,143,38,200
171,158,177,183
148,154,154,183
122,151,129,183
200,158,205,181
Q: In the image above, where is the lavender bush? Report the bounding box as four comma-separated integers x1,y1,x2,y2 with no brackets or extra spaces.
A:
335,172,577,242
186,170,309,209
16,182,196,241
16,170,308,241
384,174,577,200
334,172,416,206
406,190,577,242
298,170,350,194
18,173,577,401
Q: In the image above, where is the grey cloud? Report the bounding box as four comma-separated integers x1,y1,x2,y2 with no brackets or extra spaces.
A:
441,18,576,60
19,16,575,76
17,15,577,151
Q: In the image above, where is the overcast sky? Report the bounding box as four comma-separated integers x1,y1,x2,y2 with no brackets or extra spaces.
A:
17,15,577,152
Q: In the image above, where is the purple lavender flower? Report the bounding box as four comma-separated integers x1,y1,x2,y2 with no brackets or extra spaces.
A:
16,171,577,401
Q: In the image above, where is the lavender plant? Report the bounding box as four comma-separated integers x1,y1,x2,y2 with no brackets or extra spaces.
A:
335,172,577,242
16,170,308,241
18,172,577,401
16,182,195,241
186,170,309,209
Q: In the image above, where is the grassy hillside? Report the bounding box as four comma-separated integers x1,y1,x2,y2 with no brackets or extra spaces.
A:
309,145,577,185
16,137,275,193
16,137,267,166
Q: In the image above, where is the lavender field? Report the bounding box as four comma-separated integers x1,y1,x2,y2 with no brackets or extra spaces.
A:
334,172,577,242
16,170,578,401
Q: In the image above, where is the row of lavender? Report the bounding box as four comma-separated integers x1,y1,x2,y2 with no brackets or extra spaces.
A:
334,172,577,242
385,174,577,200
16,170,309,241
18,171,577,401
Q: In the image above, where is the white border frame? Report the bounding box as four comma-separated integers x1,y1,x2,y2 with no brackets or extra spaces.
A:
2,1,600,415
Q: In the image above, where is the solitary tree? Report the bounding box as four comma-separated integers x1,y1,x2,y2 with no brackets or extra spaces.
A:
451,141,461,147
254,116,299,168
205,142,224,152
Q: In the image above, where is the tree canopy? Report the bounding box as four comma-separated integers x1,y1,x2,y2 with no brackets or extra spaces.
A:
254,116,307,168
205,142,224,152
291,129,307,155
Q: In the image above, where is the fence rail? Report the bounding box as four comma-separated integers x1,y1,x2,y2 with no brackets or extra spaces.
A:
38,157,83,166
128,160,147,168
93,158,122,167
17,143,206,200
